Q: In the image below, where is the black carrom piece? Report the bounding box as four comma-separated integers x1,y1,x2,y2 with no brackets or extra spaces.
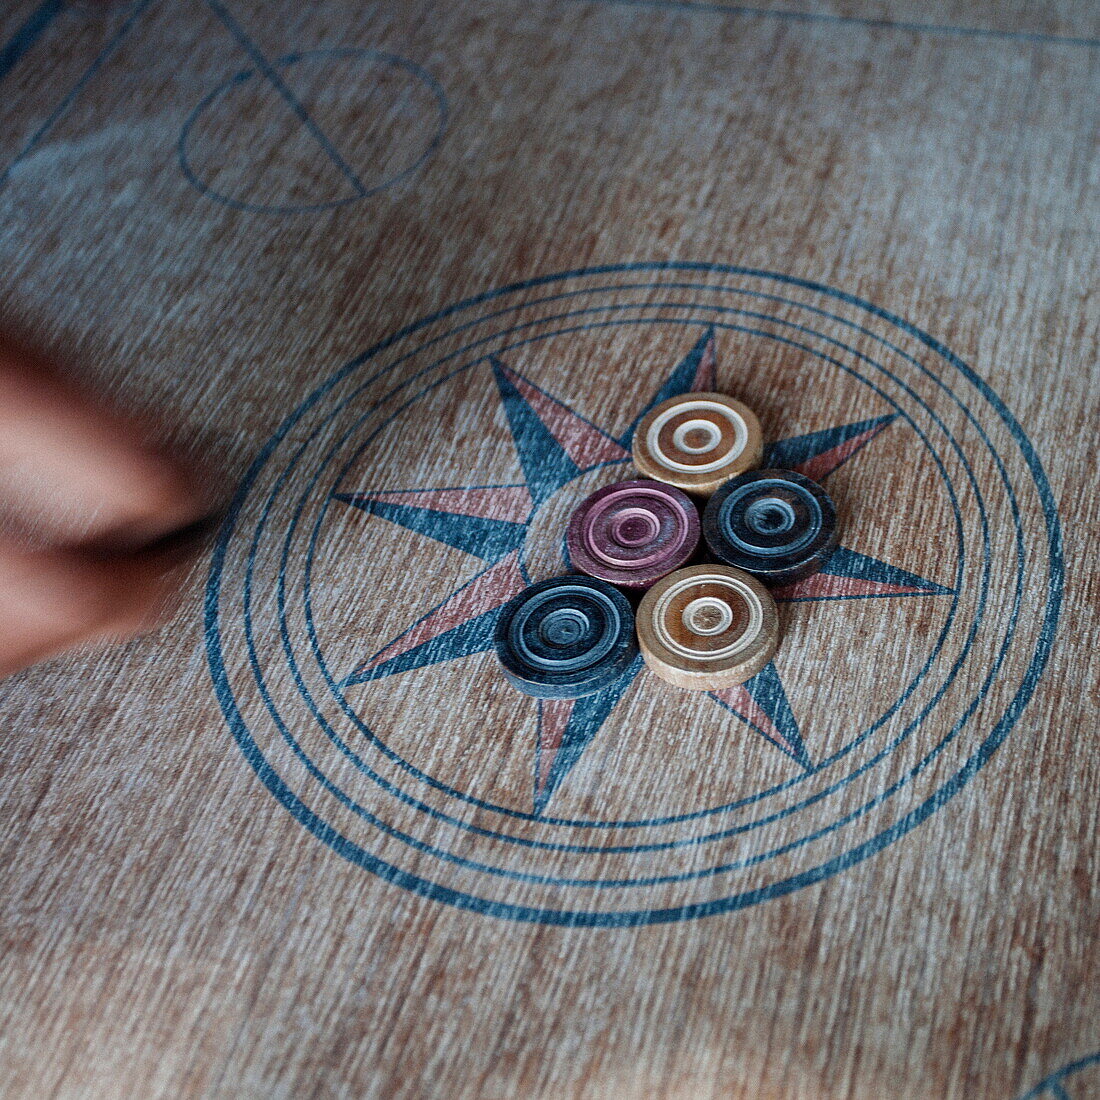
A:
494,576,638,699
703,469,838,587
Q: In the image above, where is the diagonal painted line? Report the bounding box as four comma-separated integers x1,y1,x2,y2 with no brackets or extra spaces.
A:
204,0,367,196
0,0,157,187
0,0,63,84
570,0,1100,49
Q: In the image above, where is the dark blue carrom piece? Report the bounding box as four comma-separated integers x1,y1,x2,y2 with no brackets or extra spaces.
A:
494,576,638,699
704,469,839,587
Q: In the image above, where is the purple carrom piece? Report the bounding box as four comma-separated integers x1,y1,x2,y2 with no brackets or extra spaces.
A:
566,479,701,589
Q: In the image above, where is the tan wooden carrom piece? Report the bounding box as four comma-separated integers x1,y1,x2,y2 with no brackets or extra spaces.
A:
637,565,779,689
0,1,1095,1097
632,392,764,493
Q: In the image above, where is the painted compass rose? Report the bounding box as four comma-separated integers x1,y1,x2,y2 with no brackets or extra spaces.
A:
206,265,1061,925
337,329,949,813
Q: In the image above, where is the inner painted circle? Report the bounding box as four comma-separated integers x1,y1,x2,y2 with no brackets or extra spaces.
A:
746,497,797,535
302,307,971,836
683,596,734,636
541,608,590,647
280,276,997,849
611,508,660,547
674,419,721,455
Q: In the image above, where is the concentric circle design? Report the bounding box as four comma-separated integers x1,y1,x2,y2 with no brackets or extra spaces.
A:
566,479,700,588
705,469,838,586
683,596,734,636
638,565,777,689
633,392,763,493
495,576,637,698
205,264,1063,926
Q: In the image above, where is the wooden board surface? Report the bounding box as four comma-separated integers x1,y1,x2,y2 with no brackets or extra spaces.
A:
0,1,1096,1096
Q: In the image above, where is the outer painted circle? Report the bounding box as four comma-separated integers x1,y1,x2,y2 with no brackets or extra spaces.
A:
205,264,1063,925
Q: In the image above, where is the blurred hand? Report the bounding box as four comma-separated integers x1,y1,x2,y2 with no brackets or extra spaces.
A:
0,336,206,677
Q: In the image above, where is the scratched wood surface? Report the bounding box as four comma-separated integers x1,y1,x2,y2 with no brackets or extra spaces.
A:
0,1,1097,1097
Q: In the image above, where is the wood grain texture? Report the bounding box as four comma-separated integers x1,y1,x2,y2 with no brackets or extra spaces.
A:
0,1,1096,1097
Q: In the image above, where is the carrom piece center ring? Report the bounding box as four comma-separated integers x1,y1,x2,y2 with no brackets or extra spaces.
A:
652,571,763,663
744,497,797,537
511,589,618,672
610,507,661,547
672,418,723,455
538,607,591,649
681,595,734,637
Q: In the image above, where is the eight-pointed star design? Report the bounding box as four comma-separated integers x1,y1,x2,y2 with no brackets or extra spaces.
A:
335,330,953,813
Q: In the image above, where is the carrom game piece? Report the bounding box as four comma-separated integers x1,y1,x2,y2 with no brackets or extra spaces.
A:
494,575,637,698
636,564,779,690
632,391,763,494
703,468,839,587
565,478,700,589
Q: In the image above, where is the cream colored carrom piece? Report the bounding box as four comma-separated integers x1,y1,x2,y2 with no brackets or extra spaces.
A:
632,391,764,494
637,564,779,689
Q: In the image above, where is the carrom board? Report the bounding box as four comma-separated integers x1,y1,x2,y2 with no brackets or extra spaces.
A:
0,1,1096,1097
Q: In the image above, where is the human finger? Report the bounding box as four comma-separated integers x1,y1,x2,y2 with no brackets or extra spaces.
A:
0,338,205,548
